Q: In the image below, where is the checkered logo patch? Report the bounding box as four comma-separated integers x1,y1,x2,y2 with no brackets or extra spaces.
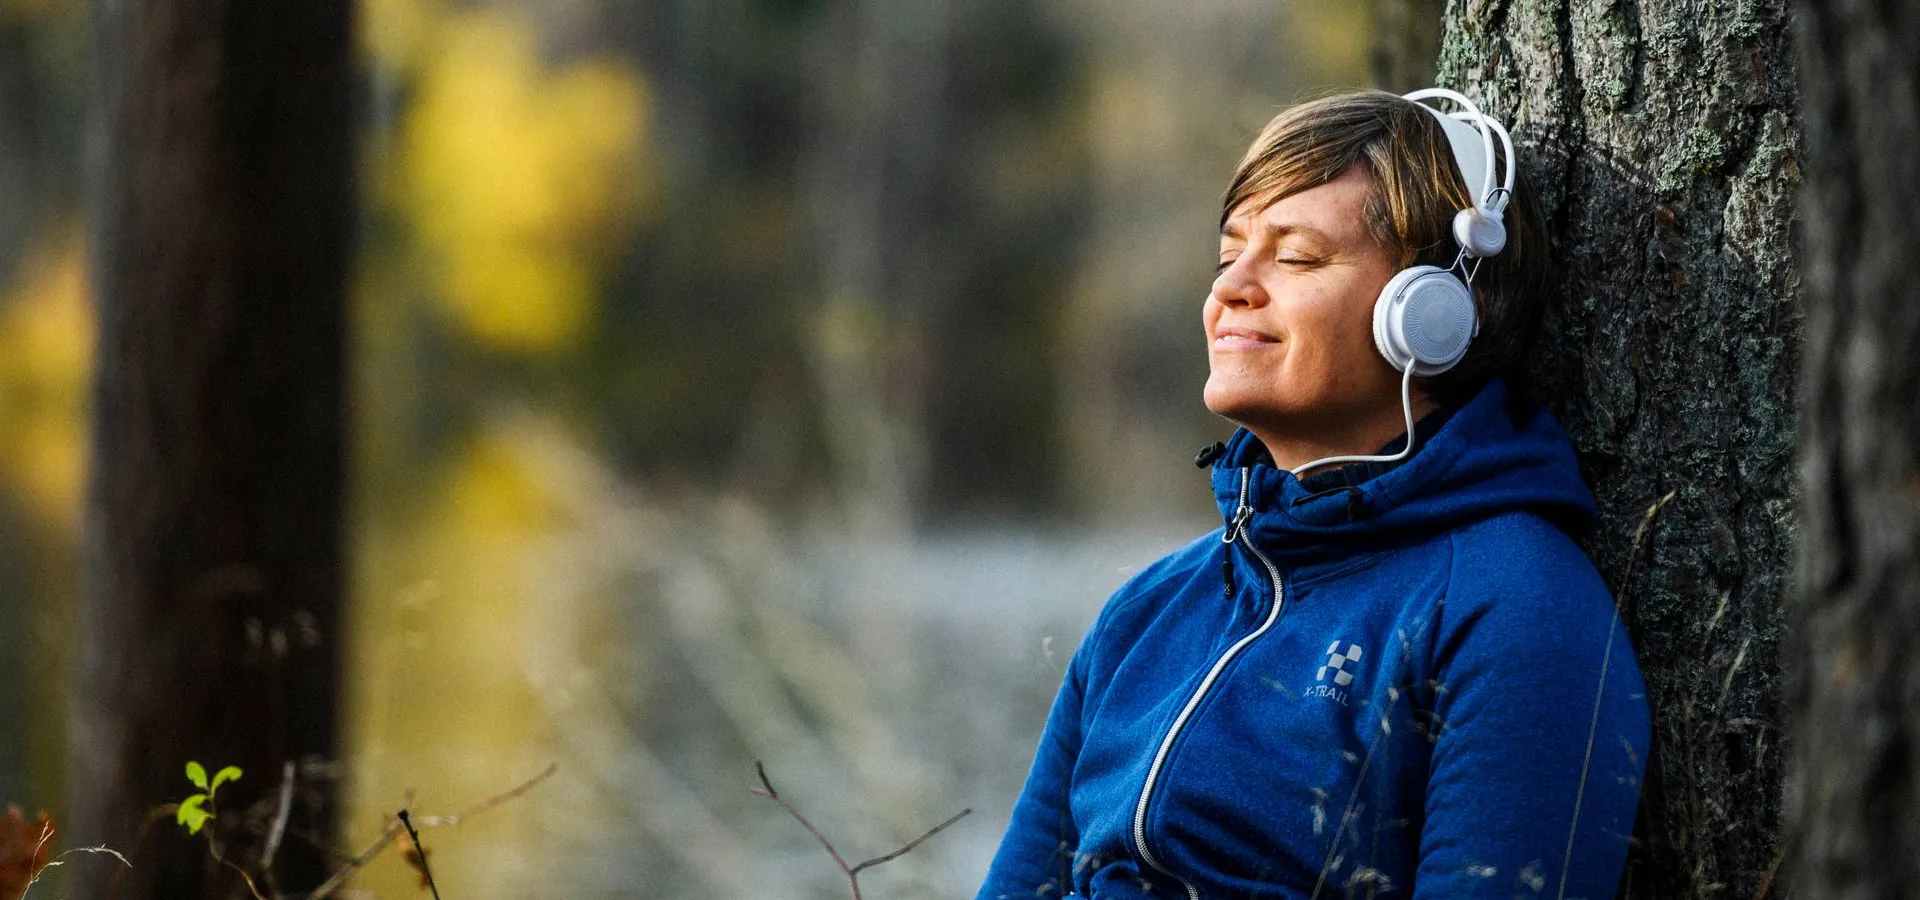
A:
1317,641,1363,687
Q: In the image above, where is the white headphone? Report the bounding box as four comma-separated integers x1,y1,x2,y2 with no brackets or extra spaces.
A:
1293,88,1517,478
1371,87,1516,377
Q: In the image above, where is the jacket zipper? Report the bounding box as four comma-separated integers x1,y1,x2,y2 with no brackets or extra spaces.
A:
1131,467,1287,900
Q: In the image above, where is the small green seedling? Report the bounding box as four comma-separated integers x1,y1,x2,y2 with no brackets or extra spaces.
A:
176,761,242,835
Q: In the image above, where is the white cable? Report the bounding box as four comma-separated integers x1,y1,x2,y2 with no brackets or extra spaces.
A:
1289,362,1419,479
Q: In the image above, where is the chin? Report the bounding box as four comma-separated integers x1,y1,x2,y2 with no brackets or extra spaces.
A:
1203,379,1288,428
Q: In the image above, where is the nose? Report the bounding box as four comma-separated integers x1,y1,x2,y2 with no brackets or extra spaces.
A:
1210,256,1268,309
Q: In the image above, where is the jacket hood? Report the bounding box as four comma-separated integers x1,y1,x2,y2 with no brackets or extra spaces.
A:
1210,377,1595,561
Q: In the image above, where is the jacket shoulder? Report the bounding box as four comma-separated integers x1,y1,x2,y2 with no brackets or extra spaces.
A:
1429,511,1643,702
1444,510,1612,607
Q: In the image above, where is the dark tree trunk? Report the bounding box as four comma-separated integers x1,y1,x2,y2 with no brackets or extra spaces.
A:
76,0,354,896
1438,0,1800,895
1787,0,1920,895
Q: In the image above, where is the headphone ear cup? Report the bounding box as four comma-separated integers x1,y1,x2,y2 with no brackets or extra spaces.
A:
1453,207,1507,257
1374,266,1477,375
1373,268,1421,371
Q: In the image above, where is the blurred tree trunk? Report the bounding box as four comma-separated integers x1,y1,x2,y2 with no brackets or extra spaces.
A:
1787,0,1920,894
76,0,353,896
1439,0,1799,895
1368,0,1447,92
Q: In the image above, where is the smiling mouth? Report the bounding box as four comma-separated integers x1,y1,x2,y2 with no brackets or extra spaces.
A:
1213,329,1279,349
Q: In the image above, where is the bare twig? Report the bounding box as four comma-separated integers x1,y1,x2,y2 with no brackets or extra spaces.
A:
396,810,443,900
18,819,56,900
848,808,972,875
1619,489,1678,619
411,762,558,828
207,845,270,900
751,762,854,876
304,821,404,900
1754,847,1784,900
751,761,970,900
261,759,297,898
305,763,557,900
22,843,132,900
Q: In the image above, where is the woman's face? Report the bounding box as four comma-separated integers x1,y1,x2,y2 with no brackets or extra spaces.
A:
1203,164,1404,441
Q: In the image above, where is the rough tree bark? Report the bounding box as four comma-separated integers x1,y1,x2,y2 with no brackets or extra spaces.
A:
76,0,354,896
1787,0,1920,896
1438,0,1799,895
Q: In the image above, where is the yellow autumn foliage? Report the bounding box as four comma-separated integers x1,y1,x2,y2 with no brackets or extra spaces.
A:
0,230,92,527
395,8,651,354
345,419,573,896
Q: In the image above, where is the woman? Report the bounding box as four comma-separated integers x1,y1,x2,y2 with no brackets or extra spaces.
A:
975,90,1650,899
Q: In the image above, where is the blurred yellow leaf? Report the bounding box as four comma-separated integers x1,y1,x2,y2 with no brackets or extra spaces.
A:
0,229,92,527
395,9,651,354
442,427,559,534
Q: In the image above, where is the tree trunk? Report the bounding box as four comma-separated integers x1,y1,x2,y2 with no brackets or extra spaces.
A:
76,0,354,896
1438,0,1800,895
1786,0,1920,895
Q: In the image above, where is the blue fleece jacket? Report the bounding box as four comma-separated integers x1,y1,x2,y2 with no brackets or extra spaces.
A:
976,378,1650,900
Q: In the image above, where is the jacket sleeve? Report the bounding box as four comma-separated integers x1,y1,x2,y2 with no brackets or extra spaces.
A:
1413,549,1651,900
974,632,1092,900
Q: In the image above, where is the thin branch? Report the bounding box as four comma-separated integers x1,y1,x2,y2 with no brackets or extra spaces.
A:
848,808,971,875
751,761,970,900
411,762,558,827
208,846,271,900
396,811,443,900
305,764,556,900
261,759,297,898
751,762,854,875
1618,489,1677,619
304,822,403,900
1754,847,1784,900
22,843,132,900
18,819,56,900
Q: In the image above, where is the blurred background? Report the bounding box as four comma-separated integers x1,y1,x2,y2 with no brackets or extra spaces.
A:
0,0,1398,896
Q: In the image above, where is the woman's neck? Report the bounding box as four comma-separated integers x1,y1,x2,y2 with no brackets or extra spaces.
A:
1249,392,1441,473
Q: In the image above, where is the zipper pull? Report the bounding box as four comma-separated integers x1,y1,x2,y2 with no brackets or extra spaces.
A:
1220,503,1251,599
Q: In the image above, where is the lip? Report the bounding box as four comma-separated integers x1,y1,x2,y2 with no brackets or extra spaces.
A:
1212,326,1280,350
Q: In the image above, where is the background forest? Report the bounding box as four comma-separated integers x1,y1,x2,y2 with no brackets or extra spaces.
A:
0,1,1395,897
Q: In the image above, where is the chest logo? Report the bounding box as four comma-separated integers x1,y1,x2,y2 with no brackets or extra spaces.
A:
1316,641,1363,687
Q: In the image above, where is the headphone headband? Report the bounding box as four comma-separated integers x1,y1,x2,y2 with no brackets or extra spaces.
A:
1400,88,1516,223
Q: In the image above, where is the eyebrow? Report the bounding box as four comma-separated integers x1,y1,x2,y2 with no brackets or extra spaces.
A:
1219,221,1340,245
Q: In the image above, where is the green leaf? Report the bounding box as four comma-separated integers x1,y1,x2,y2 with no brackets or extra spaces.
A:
209,766,243,795
176,794,213,835
185,761,209,791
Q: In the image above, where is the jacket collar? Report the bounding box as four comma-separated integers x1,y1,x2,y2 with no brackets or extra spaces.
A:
1207,378,1596,565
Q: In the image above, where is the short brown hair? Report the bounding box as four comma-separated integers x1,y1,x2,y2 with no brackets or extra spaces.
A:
1222,90,1550,406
